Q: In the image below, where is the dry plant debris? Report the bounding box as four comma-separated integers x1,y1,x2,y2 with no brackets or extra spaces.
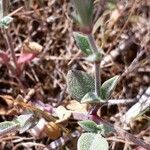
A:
0,0,149,150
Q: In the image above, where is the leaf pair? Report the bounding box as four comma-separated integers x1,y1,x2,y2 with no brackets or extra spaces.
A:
67,69,119,103
78,120,114,136
77,120,113,150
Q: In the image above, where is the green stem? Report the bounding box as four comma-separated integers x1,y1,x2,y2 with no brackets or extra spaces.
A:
87,34,101,97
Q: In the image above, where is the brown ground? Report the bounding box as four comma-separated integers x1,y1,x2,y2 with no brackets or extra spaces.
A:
0,0,149,150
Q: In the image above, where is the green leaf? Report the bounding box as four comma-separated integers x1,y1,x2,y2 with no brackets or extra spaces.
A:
0,16,13,29
79,120,114,135
67,70,95,101
73,32,92,55
100,75,119,100
78,133,109,150
81,92,101,104
16,112,35,133
0,121,20,136
78,120,98,133
97,124,114,136
71,0,93,27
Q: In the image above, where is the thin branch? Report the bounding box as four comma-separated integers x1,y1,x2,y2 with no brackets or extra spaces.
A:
8,7,23,17
3,28,18,69
107,98,135,105
87,34,102,115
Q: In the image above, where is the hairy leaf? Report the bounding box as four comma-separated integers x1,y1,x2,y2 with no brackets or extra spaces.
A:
16,112,35,133
78,120,98,133
100,75,119,100
0,121,20,136
67,70,94,101
78,133,109,150
97,124,114,136
73,32,92,55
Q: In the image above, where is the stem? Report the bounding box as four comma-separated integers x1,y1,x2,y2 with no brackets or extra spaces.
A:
87,34,101,115
87,34,101,97
2,29,26,93
94,62,101,97
3,28,18,68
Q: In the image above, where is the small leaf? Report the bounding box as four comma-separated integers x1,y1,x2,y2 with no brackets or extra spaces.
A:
0,121,20,136
81,92,101,104
97,124,114,136
16,113,33,127
0,16,13,29
100,75,119,100
78,120,98,133
16,112,35,133
67,70,95,101
73,32,92,55
78,133,109,150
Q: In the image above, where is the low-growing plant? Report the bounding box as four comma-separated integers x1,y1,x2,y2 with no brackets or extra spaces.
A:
0,1,149,150
67,0,150,149
67,0,119,149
